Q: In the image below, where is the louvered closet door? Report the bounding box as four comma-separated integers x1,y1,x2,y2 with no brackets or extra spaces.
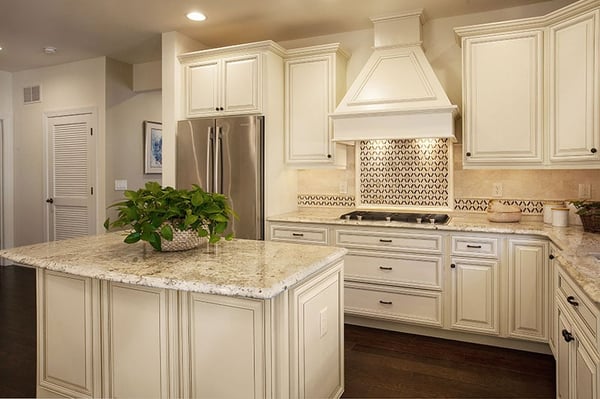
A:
47,113,96,241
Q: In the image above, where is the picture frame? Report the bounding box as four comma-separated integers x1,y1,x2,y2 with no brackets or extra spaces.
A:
144,121,162,174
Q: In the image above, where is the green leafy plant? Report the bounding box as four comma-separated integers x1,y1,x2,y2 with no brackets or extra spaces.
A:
104,182,236,251
570,200,600,215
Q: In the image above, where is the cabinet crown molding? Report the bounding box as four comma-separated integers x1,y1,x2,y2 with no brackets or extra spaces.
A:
284,43,350,60
454,0,600,45
178,40,287,62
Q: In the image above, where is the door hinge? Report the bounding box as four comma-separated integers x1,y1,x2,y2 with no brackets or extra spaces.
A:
91,187,94,195
90,128,93,136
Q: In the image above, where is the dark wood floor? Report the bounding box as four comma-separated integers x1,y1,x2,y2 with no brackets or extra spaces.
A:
0,265,36,398
343,324,556,398
0,265,555,398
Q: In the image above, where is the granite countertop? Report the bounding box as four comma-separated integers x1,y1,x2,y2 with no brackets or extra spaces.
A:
268,208,600,304
0,232,347,299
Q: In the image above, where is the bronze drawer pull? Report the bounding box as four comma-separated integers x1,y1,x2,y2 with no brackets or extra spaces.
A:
566,296,579,307
292,233,304,237
379,300,393,305
466,244,482,249
379,239,392,243
562,329,574,343
379,266,393,271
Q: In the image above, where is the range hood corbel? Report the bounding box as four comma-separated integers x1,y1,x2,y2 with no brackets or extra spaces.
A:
331,9,459,142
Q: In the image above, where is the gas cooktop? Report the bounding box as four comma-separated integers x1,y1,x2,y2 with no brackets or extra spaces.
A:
339,210,450,225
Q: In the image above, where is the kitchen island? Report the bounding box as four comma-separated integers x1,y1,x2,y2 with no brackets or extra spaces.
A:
0,233,346,399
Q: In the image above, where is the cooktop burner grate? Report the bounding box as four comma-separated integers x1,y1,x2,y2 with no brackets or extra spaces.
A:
339,210,449,224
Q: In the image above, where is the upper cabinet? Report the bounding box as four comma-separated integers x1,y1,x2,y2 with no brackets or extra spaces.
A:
284,44,349,167
549,10,600,163
455,0,600,169
180,41,286,118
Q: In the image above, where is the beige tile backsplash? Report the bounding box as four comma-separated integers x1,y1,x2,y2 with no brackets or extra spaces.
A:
297,141,600,208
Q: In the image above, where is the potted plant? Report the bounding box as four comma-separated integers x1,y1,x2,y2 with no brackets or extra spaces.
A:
570,200,600,233
104,182,236,251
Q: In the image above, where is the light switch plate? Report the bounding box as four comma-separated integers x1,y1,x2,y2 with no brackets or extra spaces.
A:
578,183,591,199
115,179,128,191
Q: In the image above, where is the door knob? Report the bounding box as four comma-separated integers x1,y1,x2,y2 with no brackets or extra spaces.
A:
45,198,54,204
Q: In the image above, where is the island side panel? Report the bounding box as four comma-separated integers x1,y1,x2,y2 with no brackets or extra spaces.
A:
37,269,102,398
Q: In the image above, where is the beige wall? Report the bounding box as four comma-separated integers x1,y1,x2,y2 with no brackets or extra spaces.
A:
106,58,162,220
290,0,600,205
12,57,106,246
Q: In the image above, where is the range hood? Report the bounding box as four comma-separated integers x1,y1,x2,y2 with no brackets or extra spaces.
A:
331,10,459,142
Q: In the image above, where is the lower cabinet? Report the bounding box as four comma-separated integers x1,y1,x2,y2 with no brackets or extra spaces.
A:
36,261,344,399
449,257,499,335
555,266,600,399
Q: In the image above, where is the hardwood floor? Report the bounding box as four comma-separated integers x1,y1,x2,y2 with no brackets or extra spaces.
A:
0,265,36,398
343,324,556,398
0,266,555,398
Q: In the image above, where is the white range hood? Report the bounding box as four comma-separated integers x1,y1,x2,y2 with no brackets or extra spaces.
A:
331,10,459,142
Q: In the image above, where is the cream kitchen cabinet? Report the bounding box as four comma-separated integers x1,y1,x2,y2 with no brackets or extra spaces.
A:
35,261,344,399
180,41,286,118
336,228,444,328
549,243,560,356
555,264,600,399
449,235,500,335
455,0,600,169
284,44,348,167
507,238,549,342
268,222,331,245
459,29,544,166
549,9,600,165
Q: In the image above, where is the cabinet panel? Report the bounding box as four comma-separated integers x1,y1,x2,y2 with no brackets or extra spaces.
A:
549,10,600,162
558,269,599,346
187,60,220,116
104,283,171,399
269,223,329,245
184,293,265,399
336,229,442,253
451,235,499,258
508,239,548,341
344,251,443,290
463,30,543,164
223,54,261,113
38,270,100,398
557,306,572,399
450,258,499,334
575,339,599,399
345,282,442,327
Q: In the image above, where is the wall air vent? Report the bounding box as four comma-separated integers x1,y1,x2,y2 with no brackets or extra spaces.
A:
23,85,41,104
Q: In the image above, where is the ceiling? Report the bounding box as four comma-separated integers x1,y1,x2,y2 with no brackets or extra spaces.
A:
0,0,565,72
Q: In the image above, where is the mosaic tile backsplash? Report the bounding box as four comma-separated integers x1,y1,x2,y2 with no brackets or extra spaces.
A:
359,139,449,208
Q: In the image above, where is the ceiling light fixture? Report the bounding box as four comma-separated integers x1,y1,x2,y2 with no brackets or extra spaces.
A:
186,11,206,21
43,46,57,54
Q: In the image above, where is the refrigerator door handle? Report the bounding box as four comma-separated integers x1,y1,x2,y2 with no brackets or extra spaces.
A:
215,126,223,193
207,126,214,192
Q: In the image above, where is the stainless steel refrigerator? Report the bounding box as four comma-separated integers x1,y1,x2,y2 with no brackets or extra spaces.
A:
176,115,264,240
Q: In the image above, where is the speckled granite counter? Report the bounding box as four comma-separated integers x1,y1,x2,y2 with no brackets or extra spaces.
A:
268,208,600,303
0,232,347,299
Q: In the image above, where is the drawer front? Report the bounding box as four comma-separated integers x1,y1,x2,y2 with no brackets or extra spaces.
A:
269,225,328,245
345,283,442,327
557,270,598,345
451,236,499,258
336,229,442,254
344,251,443,290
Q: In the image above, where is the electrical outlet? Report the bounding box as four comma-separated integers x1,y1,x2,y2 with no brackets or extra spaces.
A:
579,183,591,199
114,179,128,191
339,181,348,194
492,183,503,197
320,307,328,337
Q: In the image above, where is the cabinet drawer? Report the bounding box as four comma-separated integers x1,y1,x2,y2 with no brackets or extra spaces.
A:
344,251,442,290
270,225,328,245
451,236,499,258
557,269,599,346
345,282,442,327
336,230,442,254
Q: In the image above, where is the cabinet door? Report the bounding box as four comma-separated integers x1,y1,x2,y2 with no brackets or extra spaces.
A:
286,55,333,163
549,10,600,162
574,335,599,399
180,293,265,399
222,54,261,114
450,257,499,334
549,244,559,356
462,30,543,165
186,60,221,117
102,283,175,399
508,239,548,341
37,270,101,398
557,306,573,399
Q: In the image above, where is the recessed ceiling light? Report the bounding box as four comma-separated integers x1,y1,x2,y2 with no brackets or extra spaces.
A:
43,46,57,54
186,11,206,21
0,45,3,51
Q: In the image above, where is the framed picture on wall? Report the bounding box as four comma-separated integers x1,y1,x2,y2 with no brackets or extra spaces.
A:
144,121,162,174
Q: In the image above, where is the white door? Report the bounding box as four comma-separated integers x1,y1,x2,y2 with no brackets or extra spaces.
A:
46,112,96,241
